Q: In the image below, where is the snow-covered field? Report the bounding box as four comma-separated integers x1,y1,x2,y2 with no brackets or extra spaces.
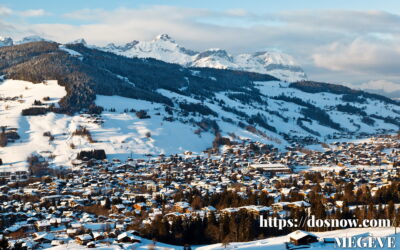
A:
94,95,215,158
0,80,216,171
0,79,66,171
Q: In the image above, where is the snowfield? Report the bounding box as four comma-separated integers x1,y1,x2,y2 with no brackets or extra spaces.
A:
0,79,216,171
0,79,66,171
94,95,215,157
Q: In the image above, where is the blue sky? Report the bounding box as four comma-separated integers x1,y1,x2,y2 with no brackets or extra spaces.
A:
1,0,400,96
4,0,400,15
3,0,400,25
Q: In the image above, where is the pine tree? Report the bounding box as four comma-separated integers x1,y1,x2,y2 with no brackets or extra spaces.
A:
0,236,9,250
219,214,230,242
206,212,219,242
0,126,7,147
387,200,395,219
367,202,376,220
171,217,184,244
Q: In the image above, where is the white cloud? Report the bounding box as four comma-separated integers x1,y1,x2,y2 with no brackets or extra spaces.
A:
0,6,12,16
275,10,400,34
358,80,400,93
224,9,251,17
19,9,47,17
312,38,400,75
31,6,248,47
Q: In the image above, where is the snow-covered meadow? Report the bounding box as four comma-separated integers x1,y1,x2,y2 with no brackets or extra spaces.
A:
0,79,217,172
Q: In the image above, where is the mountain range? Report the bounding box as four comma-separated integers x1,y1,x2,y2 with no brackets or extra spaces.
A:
0,34,307,82
100,34,307,82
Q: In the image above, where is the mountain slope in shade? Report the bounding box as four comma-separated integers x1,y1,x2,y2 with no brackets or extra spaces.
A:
100,34,307,82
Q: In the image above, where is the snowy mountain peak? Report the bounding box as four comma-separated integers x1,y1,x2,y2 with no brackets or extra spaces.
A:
68,38,87,45
16,35,48,45
195,49,232,61
104,40,139,51
0,36,13,47
253,51,297,66
155,33,175,42
99,35,307,82
121,40,139,50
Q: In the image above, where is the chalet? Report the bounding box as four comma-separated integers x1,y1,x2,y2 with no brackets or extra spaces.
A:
112,204,126,213
174,201,191,213
75,234,93,245
50,240,65,247
0,170,29,182
249,163,291,176
66,229,79,237
289,230,319,246
286,201,311,209
33,232,55,244
272,202,287,212
202,206,217,212
335,201,344,208
134,202,147,211
117,232,141,243
35,220,51,231
92,232,105,241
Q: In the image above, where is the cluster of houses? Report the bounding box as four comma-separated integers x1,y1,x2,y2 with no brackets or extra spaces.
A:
0,134,399,248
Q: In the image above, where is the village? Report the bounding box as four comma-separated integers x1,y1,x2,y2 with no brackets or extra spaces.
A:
1,133,400,249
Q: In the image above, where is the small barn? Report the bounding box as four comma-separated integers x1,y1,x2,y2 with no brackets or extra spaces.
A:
75,234,93,245
117,232,141,243
288,230,318,246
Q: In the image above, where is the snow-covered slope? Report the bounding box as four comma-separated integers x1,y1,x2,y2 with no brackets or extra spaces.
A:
15,35,49,44
100,34,307,82
0,36,13,47
0,80,216,171
1,77,399,172
0,35,52,47
102,34,196,66
0,80,66,171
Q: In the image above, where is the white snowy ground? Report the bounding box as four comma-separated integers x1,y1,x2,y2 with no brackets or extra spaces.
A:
48,239,179,250
197,227,400,250
0,79,216,172
47,235,181,250
93,95,215,158
0,79,66,171
44,227,400,250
